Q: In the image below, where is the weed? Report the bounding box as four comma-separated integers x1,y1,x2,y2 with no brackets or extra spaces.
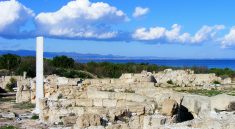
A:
0,126,18,129
167,80,174,85
31,115,39,120
13,102,35,109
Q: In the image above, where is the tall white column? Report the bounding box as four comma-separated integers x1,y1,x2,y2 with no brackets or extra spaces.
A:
35,36,44,113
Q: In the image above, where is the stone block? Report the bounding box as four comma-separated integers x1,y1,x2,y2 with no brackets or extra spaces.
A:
75,114,101,128
161,99,178,116
125,93,147,103
0,112,15,119
76,99,93,107
93,99,103,107
87,90,110,99
211,94,235,111
103,99,117,107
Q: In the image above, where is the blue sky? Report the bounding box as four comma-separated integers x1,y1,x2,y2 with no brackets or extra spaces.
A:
0,0,235,58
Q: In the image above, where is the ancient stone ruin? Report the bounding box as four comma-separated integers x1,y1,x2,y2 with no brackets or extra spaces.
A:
9,69,235,129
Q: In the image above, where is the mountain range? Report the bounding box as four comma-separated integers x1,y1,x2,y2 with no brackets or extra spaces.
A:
0,50,132,60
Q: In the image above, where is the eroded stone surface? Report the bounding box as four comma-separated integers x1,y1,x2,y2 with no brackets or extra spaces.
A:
9,70,235,128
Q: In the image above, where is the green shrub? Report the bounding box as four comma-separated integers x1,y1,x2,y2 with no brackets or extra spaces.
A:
52,56,75,69
0,97,15,103
2,54,235,79
58,94,63,99
0,54,21,70
31,115,39,120
58,122,64,125
213,80,221,85
0,126,18,129
167,80,174,85
5,78,17,92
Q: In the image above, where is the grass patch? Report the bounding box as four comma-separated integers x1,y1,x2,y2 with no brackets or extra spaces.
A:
31,115,39,120
0,97,15,103
174,89,223,97
5,78,17,92
101,89,115,92
0,126,18,129
227,90,235,96
124,89,135,93
13,102,35,109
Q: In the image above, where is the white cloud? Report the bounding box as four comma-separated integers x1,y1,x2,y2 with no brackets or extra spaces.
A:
35,0,128,39
133,7,149,18
132,24,224,44
221,27,235,48
0,0,34,35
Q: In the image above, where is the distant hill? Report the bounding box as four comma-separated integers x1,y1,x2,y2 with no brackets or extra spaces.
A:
0,50,127,60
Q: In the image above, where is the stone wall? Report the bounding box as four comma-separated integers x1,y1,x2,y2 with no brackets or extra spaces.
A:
154,69,231,87
0,76,23,90
38,76,235,129
15,70,232,105
15,75,83,103
11,70,235,128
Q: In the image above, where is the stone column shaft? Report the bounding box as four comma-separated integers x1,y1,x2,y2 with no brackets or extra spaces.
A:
35,36,44,113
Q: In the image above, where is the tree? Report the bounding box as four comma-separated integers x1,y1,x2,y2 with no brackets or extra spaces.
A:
16,56,36,77
52,56,75,69
0,54,21,70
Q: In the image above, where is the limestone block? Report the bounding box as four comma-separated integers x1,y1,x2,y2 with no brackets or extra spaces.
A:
57,77,69,85
87,90,110,99
114,92,127,100
18,113,34,119
128,105,145,115
39,98,48,110
227,123,235,129
86,107,108,115
68,78,80,86
106,124,130,129
0,112,15,119
59,99,76,108
100,79,111,84
129,116,142,129
179,94,210,118
75,114,101,128
76,99,93,107
69,107,85,116
86,126,105,129
93,99,103,107
211,94,235,111
161,99,178,116
143,115,167,129
50,127,73,129
116,100,142,108
62,116,78,125
120,73,133,79
103,99,117,107
142,102,156,115
222,77,232,84
125,93,148,103
16,90,31,103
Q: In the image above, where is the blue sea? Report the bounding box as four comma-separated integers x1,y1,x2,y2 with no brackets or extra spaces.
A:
78,59,235,70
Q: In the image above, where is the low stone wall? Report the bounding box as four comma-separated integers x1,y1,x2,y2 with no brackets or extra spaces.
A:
12,70,235,128
0,76,24,90
38,81,235,129
154,69,230,87
15,75,83,103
